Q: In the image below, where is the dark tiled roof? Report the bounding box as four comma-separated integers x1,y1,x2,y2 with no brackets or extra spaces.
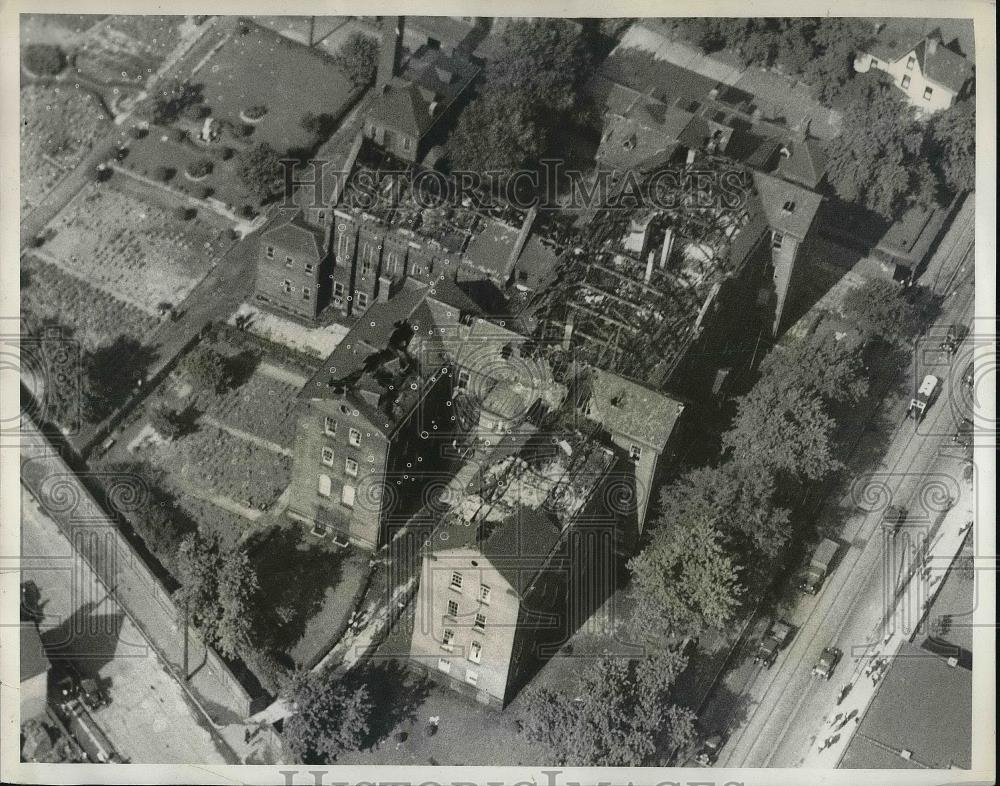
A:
775,137,827,189
868,20,934,63
513,235,559,291
21,624,50,682
875,199,951,264
368,77,436,137
462,217,520,280
260,213,325,260
585,367,684,450
752,171,822,240
919,38,973,93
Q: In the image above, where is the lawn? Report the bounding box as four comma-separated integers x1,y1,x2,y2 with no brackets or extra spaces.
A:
193,369,302,448
194,20,356,154
21,254,160,350
20,84,110,213
39,179,230,314
74,15,187,84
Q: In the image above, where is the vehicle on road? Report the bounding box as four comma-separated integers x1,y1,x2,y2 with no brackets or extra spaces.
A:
812,646,842,680
754,619,794,668
53,663,81,704
906,374,940,422
883,505,907,538
962,362,974,388
940,323,968,355
799,538,839,594
695,734,724,766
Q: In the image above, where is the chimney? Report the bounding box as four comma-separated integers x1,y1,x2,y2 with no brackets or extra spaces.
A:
644,250,655,284
377,274,393,303
927,36,938,55
376,16,403,90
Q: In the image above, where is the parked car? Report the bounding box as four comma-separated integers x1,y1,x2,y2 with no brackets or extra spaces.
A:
799,539,839,594
695,734,723,766
812,646,842,680
79,676,109,710
883,505,907,537
754,619,794,668
940,323,968,355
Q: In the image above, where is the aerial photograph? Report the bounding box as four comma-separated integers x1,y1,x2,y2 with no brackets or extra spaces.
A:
8,9,991,781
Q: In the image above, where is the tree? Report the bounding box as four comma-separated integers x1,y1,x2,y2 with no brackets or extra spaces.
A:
84,336,155,422
519,650,696,766
20,318,85,431
23,43,66,75
175,532,257,659
182,345,229,393
149,404,183,440
655,464,791,559
331,32,378,87
929,100,975,193
842,278,926,345
300,112,335,138
448,91,547,173
723,378,841,482
628,513,744,640
824,75,937,219
283,671,372,763
151,80,203,125
236,142,282,203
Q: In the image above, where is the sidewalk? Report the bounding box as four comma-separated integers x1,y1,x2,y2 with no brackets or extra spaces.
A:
805,471,976,768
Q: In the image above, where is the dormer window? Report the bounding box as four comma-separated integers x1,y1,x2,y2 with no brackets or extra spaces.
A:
901,75,911,89
285,256,294,268
782,200,796,214
265,245,275,259
772,231,784,250
906,56,916,71
630,444,642,461
923,86,934,101
622,134,636,151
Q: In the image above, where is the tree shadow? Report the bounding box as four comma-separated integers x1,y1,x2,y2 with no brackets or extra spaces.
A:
247,525,347,655
86,335,159,421
343,660,431,750
223,348,261,392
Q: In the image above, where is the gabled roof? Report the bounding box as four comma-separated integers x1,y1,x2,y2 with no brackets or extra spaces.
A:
775,137,827,189
584,367,684,450
260,213,325,260
752,171,823,240
867,20,934,63
918,38,973,93
368,77,436,138
21,625,50,682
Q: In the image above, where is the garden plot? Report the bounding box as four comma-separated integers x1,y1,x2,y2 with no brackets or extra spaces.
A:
146,424,292,510
195,21,355,153
74,15,186,84
40,180,229,314
192,370,303,449
20,84,110,212
21,255,159,350
229,303,349,358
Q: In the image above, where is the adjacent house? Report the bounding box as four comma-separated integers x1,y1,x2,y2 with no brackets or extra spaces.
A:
408,430,622,707
854,25,973,113
20,625,50,722
254,212,331,321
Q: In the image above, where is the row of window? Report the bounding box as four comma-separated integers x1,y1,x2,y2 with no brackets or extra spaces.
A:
437,657,479,686
265,246,316,275
280,279,312,300
317,474,356,507
449,572,491,604
323,418,362,448
441,631,483,664
321,447,359,476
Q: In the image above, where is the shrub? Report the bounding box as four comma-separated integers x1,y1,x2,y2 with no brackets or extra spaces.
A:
240,204,256,219
194,184,214,199
23,44,66,76
173,205,194,221
115,146,129,161
243,105,267,120
219,146,234,161
153,166,174,182
128,125,148,140
185,158,213,178
28,235,45,249
301,112,335,138
170,127,187,143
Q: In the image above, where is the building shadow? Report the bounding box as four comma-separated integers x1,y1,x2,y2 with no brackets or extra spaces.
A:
41,601,126,676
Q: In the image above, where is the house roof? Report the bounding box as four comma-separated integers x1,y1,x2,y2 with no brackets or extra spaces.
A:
462,217,520,281
867,20,935,63
875,198,952,265
841,640,971,769
752,171,823,240
512,235,559,291
260,213,325,260
368,77,437,138
775,136,827,189
21,624,50,682
918,37,973,93
584,367,684,450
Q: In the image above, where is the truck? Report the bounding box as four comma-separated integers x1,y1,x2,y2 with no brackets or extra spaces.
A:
906,374,940,422
754,619,794,668
799,538,839,594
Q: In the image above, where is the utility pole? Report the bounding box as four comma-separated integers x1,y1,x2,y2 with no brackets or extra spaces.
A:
183,597,190,681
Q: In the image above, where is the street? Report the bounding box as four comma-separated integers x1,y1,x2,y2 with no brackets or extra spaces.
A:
700,216,978,768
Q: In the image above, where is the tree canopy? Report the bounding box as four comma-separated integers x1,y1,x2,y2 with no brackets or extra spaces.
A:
758,325,869,406
236,142,283,204
283,670,372,763
332,32,378,88
519,650,696,766
842,278,929,345
929,100,976,193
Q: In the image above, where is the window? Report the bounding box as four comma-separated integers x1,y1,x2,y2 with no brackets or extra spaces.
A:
337,233,351,261
771,231,784,250
906,56,916,70
782,200,796,214
447,599,458,618
345,457,358,477
302,287,311,300
285,256,294,268
473,613,486,632
457,369,470,389
402,136,411,151
318,474,332,497
441,629,455,652
901,75,911,89
630,444,642,460
265,245,275,259
465,669,478,686
341,484,356,508
323,416,337,436
282,279,294,294
480,584,491,605
437,658,451,674
304,263,315,274
321,447,335,466
334,282,345,298
923,86,934,101
468,640,482,664
450,572,463,591
361,259,373,277
348,428,361,447
356,292,369,309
